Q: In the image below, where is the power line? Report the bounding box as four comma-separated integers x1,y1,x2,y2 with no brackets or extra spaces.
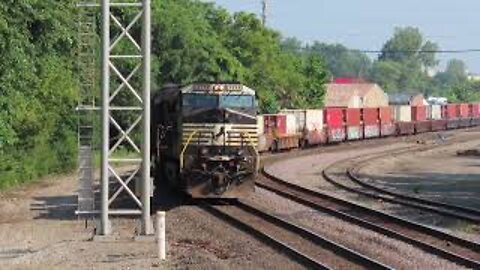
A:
293,47,480,55
356,49,480,54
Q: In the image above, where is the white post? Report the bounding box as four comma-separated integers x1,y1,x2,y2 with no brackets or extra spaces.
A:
156,211,166,260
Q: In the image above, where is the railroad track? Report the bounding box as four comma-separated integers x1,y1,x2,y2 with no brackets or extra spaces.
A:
348,165,480,223
199,199,392,270
257,169,480,269
322,143,480,224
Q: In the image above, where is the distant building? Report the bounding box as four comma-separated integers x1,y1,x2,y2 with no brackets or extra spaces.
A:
325,83,389,108
388,93,427,106
467,73,480,82
427,96,448,105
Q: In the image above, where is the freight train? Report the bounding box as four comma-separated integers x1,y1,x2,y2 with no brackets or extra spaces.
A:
151,83,259,198
151,81,480,198
258,103,480,152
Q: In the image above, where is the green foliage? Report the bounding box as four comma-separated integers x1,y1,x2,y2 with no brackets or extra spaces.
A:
151,0,328,112
447,81,480,103
379,27,438,68
307,42,371,79
0,0,329,189
0,0,78,189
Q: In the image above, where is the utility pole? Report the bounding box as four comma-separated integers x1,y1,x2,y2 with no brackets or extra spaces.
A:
262,0,268,26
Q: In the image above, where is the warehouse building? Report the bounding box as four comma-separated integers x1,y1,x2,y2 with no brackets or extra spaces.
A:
388,93,427,106
325,83,389,108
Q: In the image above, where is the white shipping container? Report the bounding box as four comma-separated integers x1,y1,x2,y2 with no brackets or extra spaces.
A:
286,113,298,135
426,105,432,120
431,105,442,120
280,109,306,133
257,115,264,135
305,109,323,131
392,105,411,122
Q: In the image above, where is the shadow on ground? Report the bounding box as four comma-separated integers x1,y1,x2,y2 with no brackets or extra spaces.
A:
29,170,189,221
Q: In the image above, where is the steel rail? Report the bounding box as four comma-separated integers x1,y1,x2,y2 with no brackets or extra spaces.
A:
347,153,480,222
258,169,480,269
199,201,330,270
325,163,480,223
200,200,393,270
314,140,480,223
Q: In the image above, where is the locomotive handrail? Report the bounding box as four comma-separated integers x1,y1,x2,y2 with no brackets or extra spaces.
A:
242,132,260,172
180,130,198,170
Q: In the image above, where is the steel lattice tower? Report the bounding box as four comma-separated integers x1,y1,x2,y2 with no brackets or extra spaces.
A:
76,0,152,236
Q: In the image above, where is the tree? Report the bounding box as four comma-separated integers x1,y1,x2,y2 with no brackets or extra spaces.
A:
300,53,328,108
369,60,403,92
379,27,438,69
307,42,371,78
371,27,438,93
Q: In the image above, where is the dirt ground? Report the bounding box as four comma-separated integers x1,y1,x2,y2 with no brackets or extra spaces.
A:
0,171,302,270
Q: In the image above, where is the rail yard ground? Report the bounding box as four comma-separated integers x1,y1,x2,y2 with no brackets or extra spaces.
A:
1,129,480,269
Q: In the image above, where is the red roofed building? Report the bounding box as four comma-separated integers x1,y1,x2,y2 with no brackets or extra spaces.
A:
333,77,368,84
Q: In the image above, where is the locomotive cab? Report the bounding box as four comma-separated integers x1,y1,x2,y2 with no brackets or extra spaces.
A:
152,83,259,198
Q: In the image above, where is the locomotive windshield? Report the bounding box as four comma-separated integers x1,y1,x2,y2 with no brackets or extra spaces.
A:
220,95,254,108
183,94,255,108
182,94,217,107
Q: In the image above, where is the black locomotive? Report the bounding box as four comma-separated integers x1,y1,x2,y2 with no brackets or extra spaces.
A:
151,83,259,198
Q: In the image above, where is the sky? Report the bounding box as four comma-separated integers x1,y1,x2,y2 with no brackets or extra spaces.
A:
203,0,480,73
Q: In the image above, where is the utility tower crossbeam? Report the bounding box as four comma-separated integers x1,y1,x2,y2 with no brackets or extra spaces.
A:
98,0,152,236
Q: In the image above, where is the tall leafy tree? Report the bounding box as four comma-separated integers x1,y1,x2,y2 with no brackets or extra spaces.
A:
307,42,371,78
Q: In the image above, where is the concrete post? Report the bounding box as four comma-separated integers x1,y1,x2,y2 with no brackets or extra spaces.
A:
156,211,166,260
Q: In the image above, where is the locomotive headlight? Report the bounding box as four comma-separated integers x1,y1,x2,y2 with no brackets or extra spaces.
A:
200,147,209,156
236,149,244,156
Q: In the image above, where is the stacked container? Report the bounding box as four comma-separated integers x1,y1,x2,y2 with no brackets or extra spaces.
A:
363,108,380,138
430,105,442,120
471,104,480,126
324,108,345,142
412,106,430,133
430,105,447,131
304,109,325,145
346,108,362,140
263,114,286,135
458,103,471,127
392,105,414,135
280,109,325,146
285,114,298,135
260,114,299,151
257,115,267,151
445,104,459,129
379,107,395,136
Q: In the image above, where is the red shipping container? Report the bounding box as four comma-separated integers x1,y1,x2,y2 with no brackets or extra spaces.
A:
459,104,469,117
263,114,286,135
379,107,392,123
411,106,427,121
441,105,448,119
324,108,344,128
362,108,379,125
346,108,361,126
446,104,457,119
472,104,480,116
